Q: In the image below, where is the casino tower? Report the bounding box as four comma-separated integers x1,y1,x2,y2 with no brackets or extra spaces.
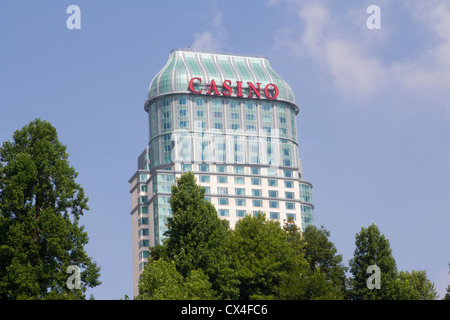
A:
129,49,314,296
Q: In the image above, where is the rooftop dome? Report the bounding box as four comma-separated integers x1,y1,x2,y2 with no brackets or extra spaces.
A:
146,49,298,112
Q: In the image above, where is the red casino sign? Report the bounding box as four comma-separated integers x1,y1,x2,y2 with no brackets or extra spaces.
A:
188,77,279,100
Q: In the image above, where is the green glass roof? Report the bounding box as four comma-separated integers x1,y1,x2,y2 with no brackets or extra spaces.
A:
147,50,298,109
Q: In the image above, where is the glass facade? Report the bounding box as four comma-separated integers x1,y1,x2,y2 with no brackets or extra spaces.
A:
146,96,300,171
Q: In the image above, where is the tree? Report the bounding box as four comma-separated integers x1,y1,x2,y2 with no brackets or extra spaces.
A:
136,259,214,300
298,225,347,299
348,223,418,300
157,171,238,299
444,263,450,300
228,213,309,300
398,270,439,300
0,119,100,299
278,220,347,300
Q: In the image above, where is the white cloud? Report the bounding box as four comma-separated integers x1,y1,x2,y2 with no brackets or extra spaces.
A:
271,0,450,109
394,2,450,92
191,12,228,53
297,4,388,97
323,39,388,96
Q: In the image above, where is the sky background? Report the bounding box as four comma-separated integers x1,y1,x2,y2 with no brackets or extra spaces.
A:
1,0,449,299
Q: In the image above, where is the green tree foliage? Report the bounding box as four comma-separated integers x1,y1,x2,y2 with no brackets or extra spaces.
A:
0,119,101,299
136,259,214,300
139,172,438,301
277,220,346,300
398,270,439,300
148,171,238,299
139,173,349,300
444,263,450,300
228,213,309,300
348,223,420,300
297,225,347,299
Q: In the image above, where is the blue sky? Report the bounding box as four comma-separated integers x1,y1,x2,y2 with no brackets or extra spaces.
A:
1,0,449,299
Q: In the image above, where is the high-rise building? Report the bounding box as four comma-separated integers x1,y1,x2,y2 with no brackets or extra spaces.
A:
129,49,314,296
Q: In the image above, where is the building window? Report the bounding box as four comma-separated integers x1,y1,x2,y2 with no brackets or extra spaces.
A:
154,174,175,193
213,111,223,118
230,112,239,120
181,164,192,171
203,186,210,194
251,178,261,185
140,196,148,204
217,176,228,183
245,114,255,121
138,229,149,237
236,210,246,217
234,177,245,184
269,212,280,220
140,185,147,192
269,201,279,208
286,202,295,210
252,199,262,207
138,218,148,226
199,175,210,183
139,250,150,260
217,187,228,195
195,98,205,106
195,121,206,129
252,189,262,197
268,190,278,198
235,188,245,196
251,167,260,175
199,164,209,172
139,206,149,214
139,240,149,248
236,198,246,206
299,183,312,203
218,198,229,205
178,109,188,117
219,209,229,217
216,165,227,173
284,180,293,188
234,166,244,174
284,170,292,177
285,191,294,199
162,111,170,119
213,122,224,130
268,179,278,187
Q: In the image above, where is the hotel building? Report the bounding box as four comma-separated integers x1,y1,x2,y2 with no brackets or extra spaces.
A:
129,49,314,296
